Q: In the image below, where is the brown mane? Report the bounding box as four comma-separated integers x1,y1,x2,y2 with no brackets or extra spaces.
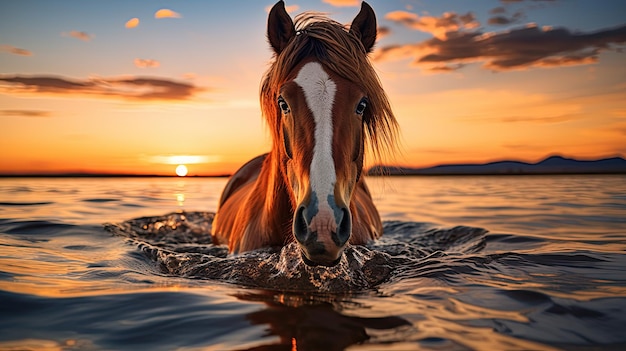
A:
260,13,398,163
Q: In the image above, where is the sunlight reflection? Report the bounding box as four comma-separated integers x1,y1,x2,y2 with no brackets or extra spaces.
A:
176,193,185,206
176,180,186,206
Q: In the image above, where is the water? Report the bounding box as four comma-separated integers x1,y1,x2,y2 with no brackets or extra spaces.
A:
1,175,625,350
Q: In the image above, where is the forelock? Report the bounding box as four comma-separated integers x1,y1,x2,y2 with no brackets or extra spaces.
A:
261,12,398,162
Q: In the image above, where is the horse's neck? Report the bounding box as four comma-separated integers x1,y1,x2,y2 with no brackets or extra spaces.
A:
252,152,294,240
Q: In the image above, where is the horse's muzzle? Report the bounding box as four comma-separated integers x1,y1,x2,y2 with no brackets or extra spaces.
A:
293,204,351,266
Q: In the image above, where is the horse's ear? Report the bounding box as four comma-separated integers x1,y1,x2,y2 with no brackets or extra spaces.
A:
267,1,295,54
350,2,377,53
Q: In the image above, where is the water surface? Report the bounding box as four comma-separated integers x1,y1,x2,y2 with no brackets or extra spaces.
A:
1,175,625,350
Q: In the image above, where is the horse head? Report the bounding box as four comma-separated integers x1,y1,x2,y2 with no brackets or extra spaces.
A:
264,1,390,266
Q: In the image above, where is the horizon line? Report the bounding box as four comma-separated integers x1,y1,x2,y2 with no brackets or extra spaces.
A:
2,155,624,178
0,173,232,178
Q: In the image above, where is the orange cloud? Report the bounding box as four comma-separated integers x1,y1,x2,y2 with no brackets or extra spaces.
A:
125,17,139,28
0,109,51,117
62,31,94,42
377,26,391,40
0,45,32,56
322,0,359,6
427,63,465,73
375,23,626,72
155,9,181,19
286,5,300,13
0,74,203,101
148,155,221,165
385,10,479,39
134,58,160,68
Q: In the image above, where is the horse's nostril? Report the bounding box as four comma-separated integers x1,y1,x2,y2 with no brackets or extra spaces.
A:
293,205,309,242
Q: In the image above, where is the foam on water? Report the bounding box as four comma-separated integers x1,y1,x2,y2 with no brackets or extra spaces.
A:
105,211,485,292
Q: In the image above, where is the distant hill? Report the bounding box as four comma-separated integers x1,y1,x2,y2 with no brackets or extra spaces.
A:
368,156,626,176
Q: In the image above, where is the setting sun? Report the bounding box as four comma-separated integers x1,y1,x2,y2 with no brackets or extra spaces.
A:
175,165,188,177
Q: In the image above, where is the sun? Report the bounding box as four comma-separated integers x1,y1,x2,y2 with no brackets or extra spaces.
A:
175,164,188,177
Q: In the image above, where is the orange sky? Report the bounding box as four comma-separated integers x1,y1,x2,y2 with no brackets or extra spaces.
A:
1,0,625,176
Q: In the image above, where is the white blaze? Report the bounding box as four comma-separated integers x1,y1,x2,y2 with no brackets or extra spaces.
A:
293,62,337,215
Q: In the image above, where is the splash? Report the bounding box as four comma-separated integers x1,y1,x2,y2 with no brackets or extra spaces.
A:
105,211,487,292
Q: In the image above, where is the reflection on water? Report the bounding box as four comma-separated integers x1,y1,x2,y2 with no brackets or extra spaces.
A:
0,175,625,350
176,192,185,206
0,177,226,225
369,175,626,240
233,291,411,351
175,180,186,206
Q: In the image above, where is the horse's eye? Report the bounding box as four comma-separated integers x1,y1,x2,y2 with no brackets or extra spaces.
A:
355,98,367,115
278,96,290,114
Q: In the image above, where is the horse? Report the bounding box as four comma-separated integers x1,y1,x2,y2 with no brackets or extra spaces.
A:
212,0,398,266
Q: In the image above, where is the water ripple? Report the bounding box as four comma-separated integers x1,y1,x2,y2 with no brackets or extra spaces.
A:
106,211,489,292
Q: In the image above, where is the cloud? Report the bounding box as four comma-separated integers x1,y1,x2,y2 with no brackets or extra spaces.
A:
488,13,524,26
427,63,465,73
385,10,480,39
155,9,181,19
377,26,391,40
125,17,140,29
134,58,160,68
0,109,51,117
487,8,524,26
62,31,94,42
322,0,359,7
488,16,515,25
148,155,220,164
0,74,203,101
285,5,300,13
375,23,626,72
0,45,32,56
